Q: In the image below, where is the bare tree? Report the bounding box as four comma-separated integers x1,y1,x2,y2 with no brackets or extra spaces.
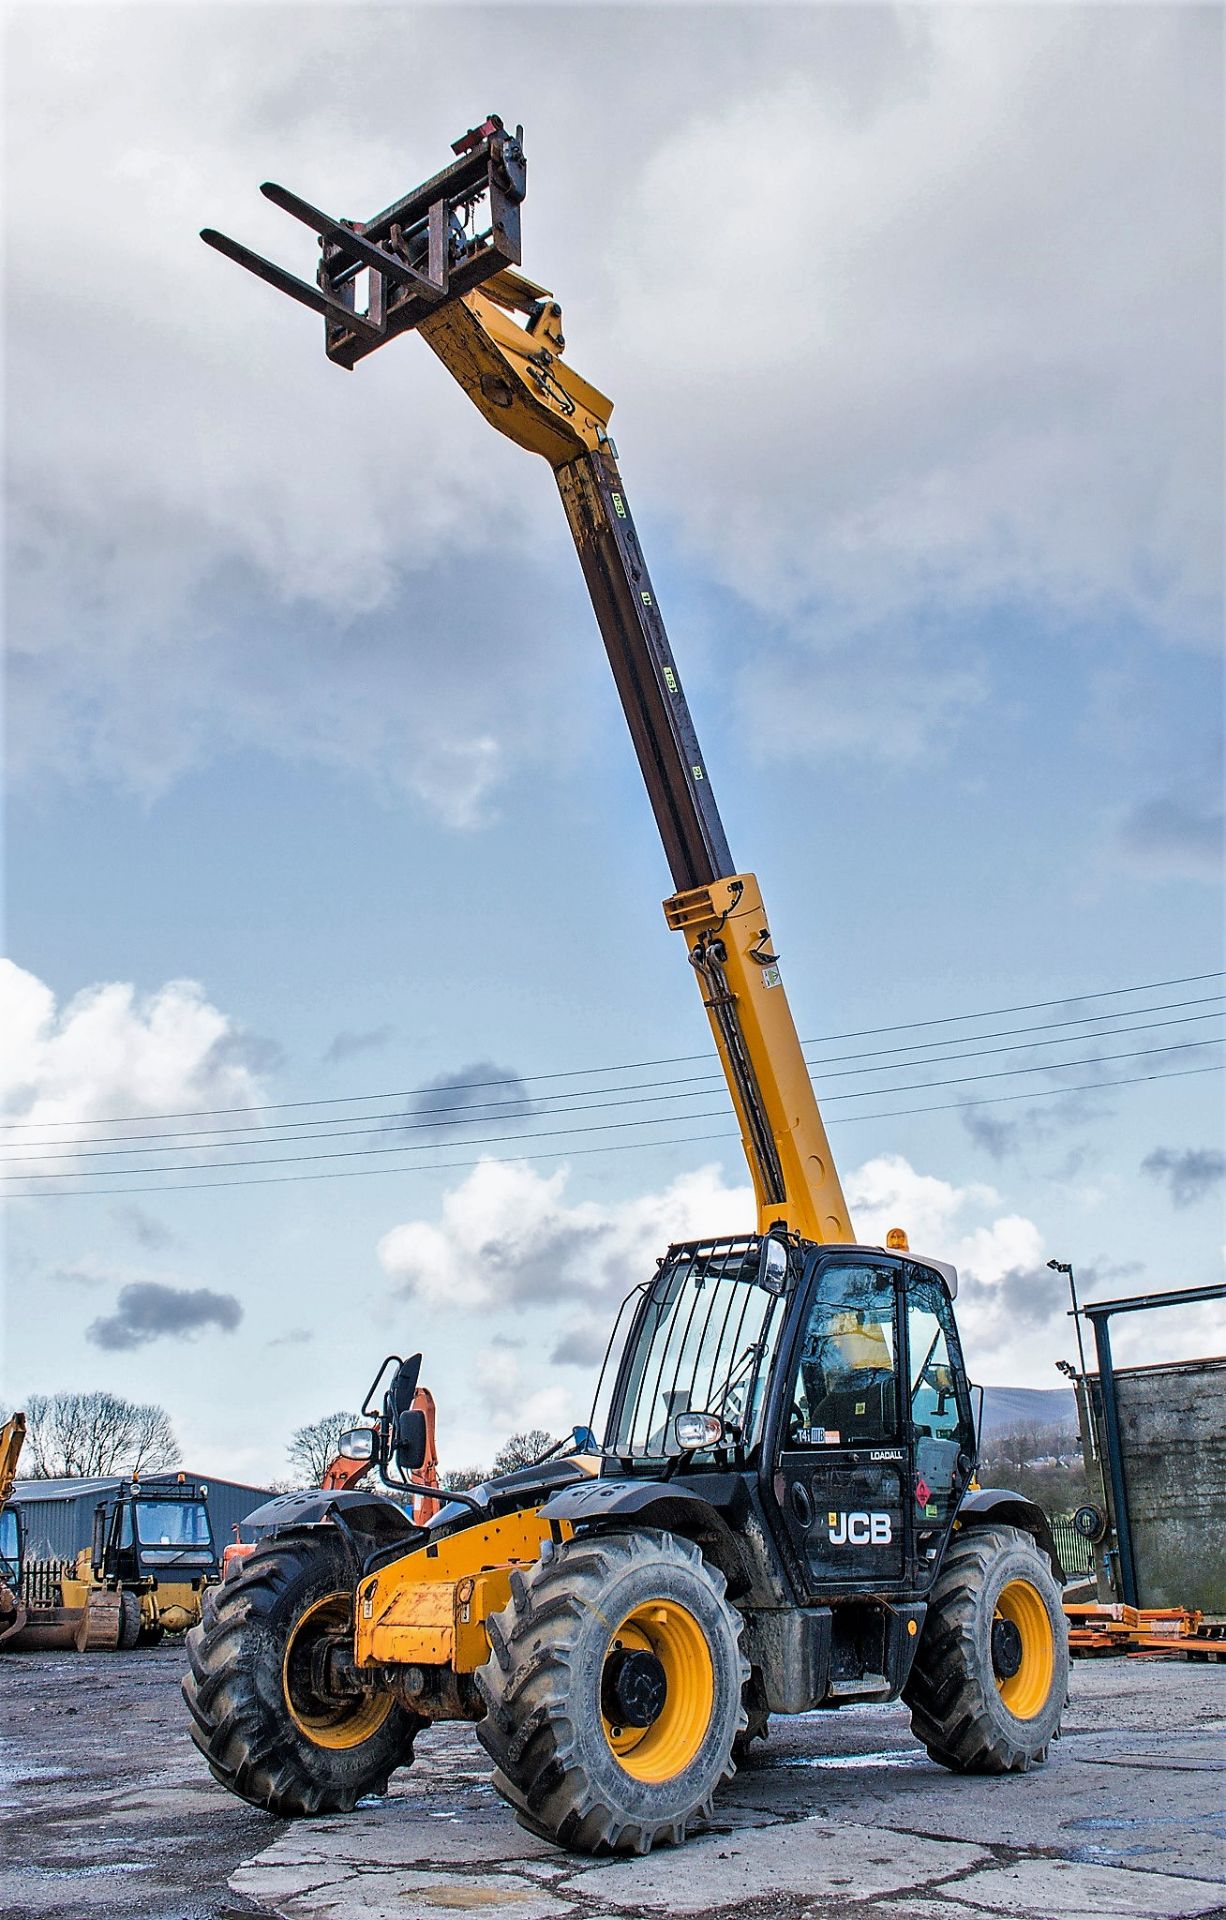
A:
287,1411,362,1487
978,1423,1090,1514
22,1391,180,1479
492,1430,557,1476
439,1464,487,1492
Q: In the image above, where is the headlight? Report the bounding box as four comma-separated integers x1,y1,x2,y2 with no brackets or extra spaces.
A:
674,1412,725,1451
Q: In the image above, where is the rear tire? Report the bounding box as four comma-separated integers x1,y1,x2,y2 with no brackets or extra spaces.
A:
732,1672,770,1763
476,1529,748,1855
182,1525,422,1816
904,1523,1068,1773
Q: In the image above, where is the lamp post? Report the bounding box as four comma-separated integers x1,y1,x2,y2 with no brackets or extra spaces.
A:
1050,1255,1113,1596
1048,1257,1090,1380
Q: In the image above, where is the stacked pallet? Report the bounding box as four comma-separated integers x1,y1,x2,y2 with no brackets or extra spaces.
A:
1065,1602,1226,1661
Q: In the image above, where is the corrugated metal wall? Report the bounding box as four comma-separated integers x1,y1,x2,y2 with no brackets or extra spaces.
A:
11,1474,276,1561
10,1490,93,1560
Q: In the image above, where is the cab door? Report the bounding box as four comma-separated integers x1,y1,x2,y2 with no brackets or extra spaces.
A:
772,1258,906,1592
903,1263,976,1576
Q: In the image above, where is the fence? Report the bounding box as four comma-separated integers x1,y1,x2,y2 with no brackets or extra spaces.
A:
21,1559,73,1608
1049,1516,1093,1579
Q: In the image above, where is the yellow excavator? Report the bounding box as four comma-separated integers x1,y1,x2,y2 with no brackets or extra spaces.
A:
0,1413,28,1646
4,1470,219,1652
188,117,1068,1855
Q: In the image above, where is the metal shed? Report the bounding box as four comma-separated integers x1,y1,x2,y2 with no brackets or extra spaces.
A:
10,1472,276,1561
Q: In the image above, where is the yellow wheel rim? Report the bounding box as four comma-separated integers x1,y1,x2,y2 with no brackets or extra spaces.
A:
601,1599,715,1783
282,1592,393,1751
994,1578,1055,1721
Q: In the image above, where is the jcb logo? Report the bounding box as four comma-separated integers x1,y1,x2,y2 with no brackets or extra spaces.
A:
828,1510,892,1546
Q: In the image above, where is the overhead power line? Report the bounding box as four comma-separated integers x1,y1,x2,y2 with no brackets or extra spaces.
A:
2,1036,1220,1183
1,992,1220,1152
3,1060,1218,1200
1,967,1220,1132
3,1006,1222,1163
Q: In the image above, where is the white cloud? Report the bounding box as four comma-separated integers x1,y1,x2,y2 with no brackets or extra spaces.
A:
6,8,1218,808
847,1152,1060,1362
0,959,272,1152
845,1152,1000,1249
473,1343,574,1446
377,1157,754,1362
377,1148,1074,1384
615,11,1220,651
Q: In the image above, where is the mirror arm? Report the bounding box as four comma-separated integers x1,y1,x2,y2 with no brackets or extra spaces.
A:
390,1475,484,1515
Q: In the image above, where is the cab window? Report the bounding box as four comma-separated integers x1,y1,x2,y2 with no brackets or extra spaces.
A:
786,1263,898,1448
135,1501,212,1547
906,1271,972,1447
0,1507,19,1583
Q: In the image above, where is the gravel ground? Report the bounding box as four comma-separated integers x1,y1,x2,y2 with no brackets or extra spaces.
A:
1,1641,1223,1920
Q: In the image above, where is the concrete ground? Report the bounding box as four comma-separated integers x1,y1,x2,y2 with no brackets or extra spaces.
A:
1,1644,1223,1920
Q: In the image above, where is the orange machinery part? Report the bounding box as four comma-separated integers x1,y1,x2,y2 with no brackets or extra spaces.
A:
1064,1601,1224,1660
223,1386,443,1579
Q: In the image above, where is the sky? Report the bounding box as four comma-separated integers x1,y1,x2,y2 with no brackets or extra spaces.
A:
2,3,1223,1488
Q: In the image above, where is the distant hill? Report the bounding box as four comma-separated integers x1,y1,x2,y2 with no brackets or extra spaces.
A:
980,1385,1078,1437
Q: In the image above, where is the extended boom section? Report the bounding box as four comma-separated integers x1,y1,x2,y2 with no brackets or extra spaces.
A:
203,118,851,1242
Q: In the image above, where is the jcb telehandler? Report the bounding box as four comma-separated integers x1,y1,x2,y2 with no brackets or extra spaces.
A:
188,118,1069,1855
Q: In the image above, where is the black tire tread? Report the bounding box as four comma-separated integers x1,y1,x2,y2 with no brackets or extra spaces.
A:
732,1688,770,1763
181,1524,420,1817
475,1528,748,1855
117,1591,142,1650
904,1522,1067,1775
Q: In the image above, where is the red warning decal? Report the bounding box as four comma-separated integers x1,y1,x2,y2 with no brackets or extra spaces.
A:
915,1477,931,1507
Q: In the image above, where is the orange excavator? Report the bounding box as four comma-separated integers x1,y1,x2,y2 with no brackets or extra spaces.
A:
221,1386,440,1580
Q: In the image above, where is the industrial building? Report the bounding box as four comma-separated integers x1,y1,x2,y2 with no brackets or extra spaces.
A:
10,1472,275,1562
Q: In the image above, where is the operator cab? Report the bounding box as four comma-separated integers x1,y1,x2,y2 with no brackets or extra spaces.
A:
602,1231,977,1598
93,1482,219,1586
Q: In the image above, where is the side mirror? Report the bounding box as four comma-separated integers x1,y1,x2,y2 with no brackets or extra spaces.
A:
379,1352,424,1479
393,1408,428,1474
338,1428,376,1462
757,1235,789,1295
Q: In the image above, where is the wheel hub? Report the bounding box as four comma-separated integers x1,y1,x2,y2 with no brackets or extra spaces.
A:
282,1591,394,1750
991,1616,1024,1680
602,1647,668,1729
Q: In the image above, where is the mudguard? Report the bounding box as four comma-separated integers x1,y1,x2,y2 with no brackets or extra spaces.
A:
539,1477,718,1525
957,1487,1065,1582
539,1478,752,1593
239,1487,419,1544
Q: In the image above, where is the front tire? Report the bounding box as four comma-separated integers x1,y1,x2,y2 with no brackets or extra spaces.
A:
117,1591,142,1649
476,1529,749,1855
182,1525,422,1816
904,1523,1068,1773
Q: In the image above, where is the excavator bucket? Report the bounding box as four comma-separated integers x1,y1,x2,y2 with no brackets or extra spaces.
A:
201,115,526,369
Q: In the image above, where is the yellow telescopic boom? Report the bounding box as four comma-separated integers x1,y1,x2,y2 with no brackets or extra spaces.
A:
202,118,852,1243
